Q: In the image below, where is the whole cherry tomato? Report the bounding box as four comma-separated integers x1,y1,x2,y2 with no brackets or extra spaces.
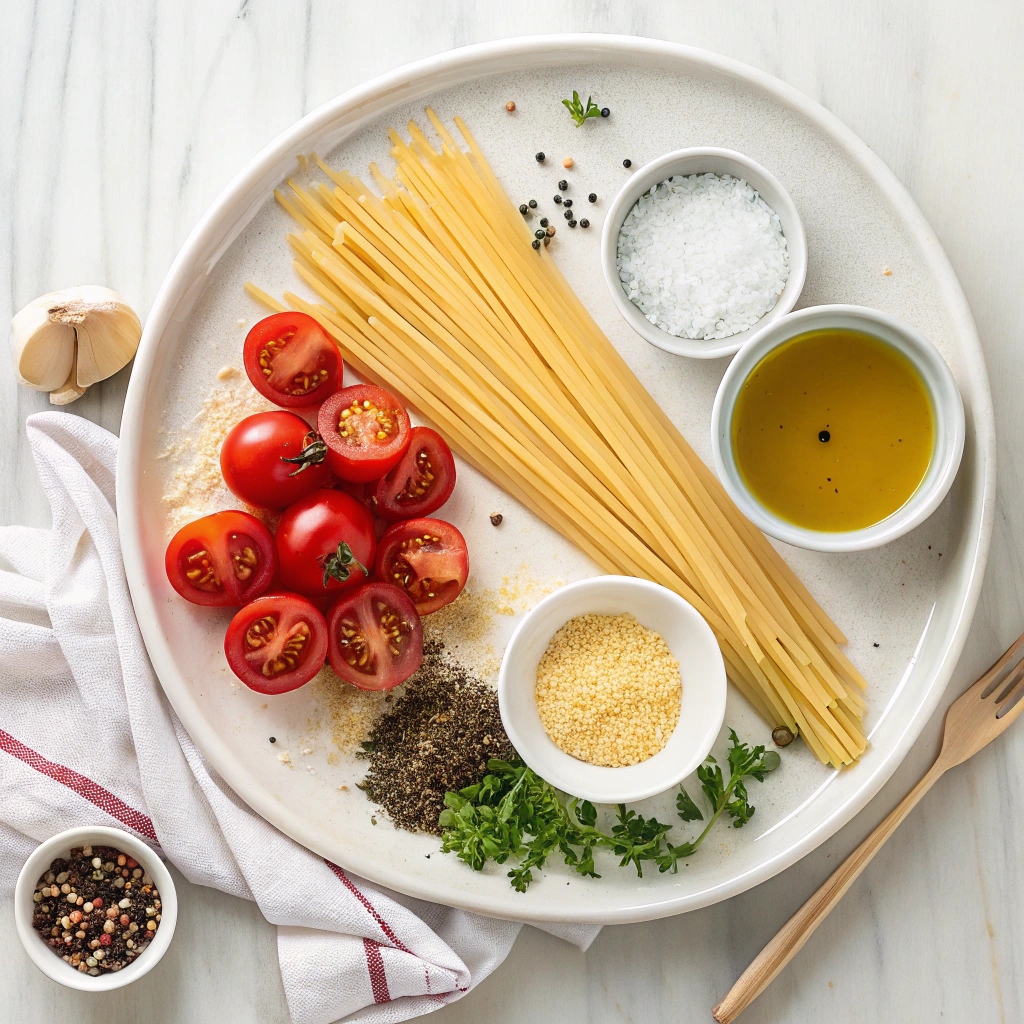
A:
275,489,375,599
220,411,332,510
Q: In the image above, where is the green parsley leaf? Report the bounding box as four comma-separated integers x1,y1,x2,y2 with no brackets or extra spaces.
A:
438,730,782,891
561,90,603,127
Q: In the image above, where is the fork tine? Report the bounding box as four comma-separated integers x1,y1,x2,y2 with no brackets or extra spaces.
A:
997,675,1024,721
995,660,1024,703
978,630,1024,698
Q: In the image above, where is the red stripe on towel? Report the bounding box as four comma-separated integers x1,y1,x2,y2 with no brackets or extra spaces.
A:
0,729,157,841
325,860,413,953
363,938,391,1004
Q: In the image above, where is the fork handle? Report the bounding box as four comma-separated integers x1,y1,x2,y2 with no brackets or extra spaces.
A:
711,759,947,1023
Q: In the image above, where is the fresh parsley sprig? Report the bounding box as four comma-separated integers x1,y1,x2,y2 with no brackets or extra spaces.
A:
561,90,603,127
438,729,781,891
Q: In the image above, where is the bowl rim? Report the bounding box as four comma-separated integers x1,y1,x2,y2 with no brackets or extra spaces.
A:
600,145,807,360
710,303,967,552
497,575,727,803
14,825,177,992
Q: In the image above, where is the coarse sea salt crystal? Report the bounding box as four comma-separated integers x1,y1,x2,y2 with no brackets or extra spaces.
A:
616,172,790,341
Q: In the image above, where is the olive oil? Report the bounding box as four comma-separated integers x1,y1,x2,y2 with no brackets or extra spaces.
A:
731,328,934,532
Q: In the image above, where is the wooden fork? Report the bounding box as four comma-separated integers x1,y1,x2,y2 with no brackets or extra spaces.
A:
712,630,1024,1023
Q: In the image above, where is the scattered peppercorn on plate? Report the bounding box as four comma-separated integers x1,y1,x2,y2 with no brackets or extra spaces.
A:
118,36,993,923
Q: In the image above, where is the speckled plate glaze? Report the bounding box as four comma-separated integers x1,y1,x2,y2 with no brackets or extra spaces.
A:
117,36,994,924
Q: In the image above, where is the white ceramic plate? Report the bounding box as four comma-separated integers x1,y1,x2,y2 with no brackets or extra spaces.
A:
117,35,994,924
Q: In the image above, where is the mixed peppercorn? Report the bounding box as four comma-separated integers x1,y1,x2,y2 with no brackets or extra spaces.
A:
31,845,162,975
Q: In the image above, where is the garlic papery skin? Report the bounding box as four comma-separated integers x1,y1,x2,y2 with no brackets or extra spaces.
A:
10,286,142,396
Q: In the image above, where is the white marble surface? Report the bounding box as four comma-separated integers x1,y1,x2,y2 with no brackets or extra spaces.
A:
2,2,1023,1021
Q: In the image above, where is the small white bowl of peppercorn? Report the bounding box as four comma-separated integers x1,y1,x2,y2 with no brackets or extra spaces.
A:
14,825,177,991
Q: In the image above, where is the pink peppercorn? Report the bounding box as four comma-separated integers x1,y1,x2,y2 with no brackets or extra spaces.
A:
126,858,138,869
99,934,112,947
119,915,130,927
69,911,83,924
92,897,103,908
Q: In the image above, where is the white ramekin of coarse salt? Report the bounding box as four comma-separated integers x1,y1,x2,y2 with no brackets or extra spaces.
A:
601,147,807,360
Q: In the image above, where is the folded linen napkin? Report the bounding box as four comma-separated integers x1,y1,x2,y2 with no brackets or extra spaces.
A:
0,411,599,1022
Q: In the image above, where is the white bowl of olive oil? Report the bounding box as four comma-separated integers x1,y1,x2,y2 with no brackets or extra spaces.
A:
711,305,965,553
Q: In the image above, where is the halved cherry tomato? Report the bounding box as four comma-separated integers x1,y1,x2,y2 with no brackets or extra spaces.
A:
224,592,327,694
317,384,411,483
374,427,456,521
375,518,469,615
243,311,341,408
165,510,276,607
326,582,423,690
275,489,375,599
220,411,332,510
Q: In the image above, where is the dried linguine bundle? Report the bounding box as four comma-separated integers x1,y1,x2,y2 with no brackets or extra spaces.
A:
248,110,868,768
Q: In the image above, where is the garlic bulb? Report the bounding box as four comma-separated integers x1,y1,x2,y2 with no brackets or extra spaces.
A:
10,286,142,404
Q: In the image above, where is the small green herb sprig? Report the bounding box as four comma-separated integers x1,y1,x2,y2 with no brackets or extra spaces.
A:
438,729,781,892
561,90,603,127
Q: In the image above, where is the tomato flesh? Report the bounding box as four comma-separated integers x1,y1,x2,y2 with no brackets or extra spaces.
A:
220,411,332,510
243,312,341,408
275,488,376,599
317,384,411,483
327,582,422,690
375,518,469,615
165,510,277,607
224,592,327,694
374,426,456,521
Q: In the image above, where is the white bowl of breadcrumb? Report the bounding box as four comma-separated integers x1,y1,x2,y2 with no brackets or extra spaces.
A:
498,575,727,804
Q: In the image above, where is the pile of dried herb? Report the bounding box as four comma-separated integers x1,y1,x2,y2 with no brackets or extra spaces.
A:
359,640,514,834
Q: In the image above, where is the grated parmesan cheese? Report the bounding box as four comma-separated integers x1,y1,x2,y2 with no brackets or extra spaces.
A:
535,613,681,767
159,373,275,532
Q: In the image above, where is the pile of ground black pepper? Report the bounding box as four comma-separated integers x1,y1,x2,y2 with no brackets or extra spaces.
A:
359,640,515,834
31,845,162,975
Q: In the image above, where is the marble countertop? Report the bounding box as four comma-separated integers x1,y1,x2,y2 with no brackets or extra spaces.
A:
3,2,1023,1022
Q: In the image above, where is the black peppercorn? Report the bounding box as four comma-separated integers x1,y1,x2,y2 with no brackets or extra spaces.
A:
534,228,546,239
563,198,572,208
564,209,573,220
531,239,541,249
579,218,590,229
489,513,503,526
527,199,537,209
558,179,568,191
535,152,545,162
539,217,549,227
588,193,597,203
600,107,610,117
519,204,528,215
568,218,577,228
818,430,831,443
623,158,632,168
269,736,276,743
553,195,562,204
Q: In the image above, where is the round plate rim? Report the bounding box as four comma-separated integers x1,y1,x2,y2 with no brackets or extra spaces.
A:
116,33,996,924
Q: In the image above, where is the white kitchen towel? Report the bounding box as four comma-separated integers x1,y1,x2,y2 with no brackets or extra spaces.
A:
0,411,599,1023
